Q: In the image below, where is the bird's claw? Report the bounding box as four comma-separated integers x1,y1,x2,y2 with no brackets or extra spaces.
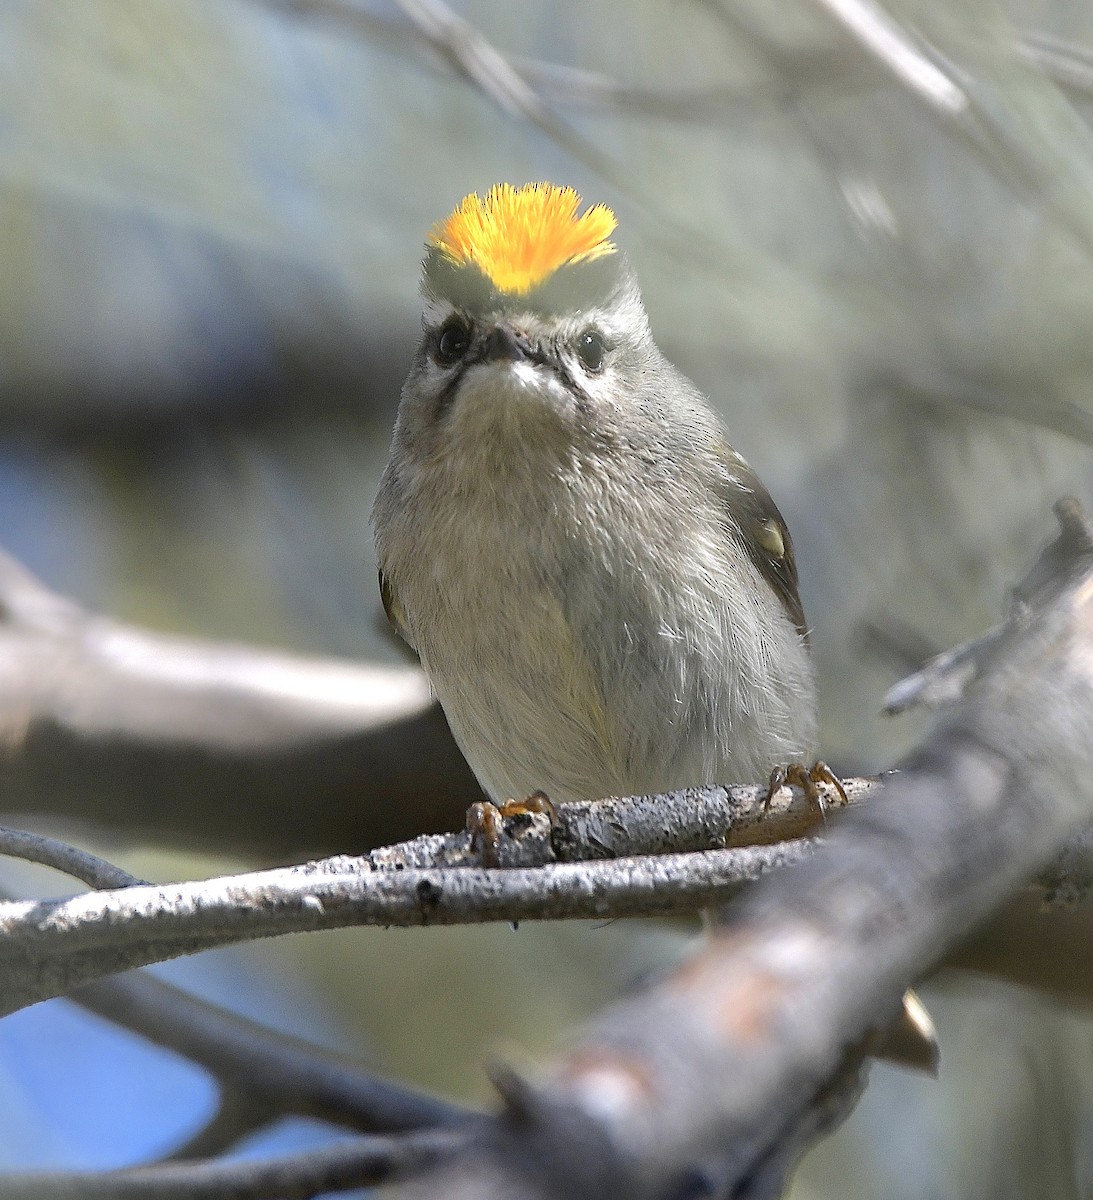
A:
467,790,558,866
764,761,848,826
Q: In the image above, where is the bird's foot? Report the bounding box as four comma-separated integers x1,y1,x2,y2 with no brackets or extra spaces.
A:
764,761,848,826
466,790,558,866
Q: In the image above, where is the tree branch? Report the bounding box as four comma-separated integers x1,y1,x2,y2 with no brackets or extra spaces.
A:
0,544,482,859
0,836,482,1153
370,775,866,869
0,501,1090,1195
0,770,1087,1019
379,498,1093,1198
0,826,143,890
0,838,817,1017
71,972,476,1138
0,1129,468,1200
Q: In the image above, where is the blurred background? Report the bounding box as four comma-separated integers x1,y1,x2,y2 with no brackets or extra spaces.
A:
0,0,1092,1195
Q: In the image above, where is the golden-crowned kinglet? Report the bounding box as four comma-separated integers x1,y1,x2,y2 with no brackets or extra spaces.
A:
372,183,816,808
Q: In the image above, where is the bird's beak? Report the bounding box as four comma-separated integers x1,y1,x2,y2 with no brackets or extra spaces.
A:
481,323,533,363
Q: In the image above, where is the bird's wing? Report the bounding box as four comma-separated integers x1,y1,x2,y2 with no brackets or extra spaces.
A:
714,441,809,641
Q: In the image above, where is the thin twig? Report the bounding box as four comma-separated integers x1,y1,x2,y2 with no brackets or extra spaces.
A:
0,840,815,1016
804,0,1093,260
0,827,143,890
370,776,867,869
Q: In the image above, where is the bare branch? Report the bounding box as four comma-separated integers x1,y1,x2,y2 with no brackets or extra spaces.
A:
0,503,1091,1194
1021,30,1093,98
948,885,1093,1005
805,0,1093,260
271,0,1093,131
370,776,866,869
0,545,482,859
811,0,967,115
0,826,142,890
155,1089,280,1164
71,972,476,1136
390,0,627,193
0,764,1087,1019
0,838,815,1017
272,0,866,121
382,500,1093,1197
0,1129,468,1200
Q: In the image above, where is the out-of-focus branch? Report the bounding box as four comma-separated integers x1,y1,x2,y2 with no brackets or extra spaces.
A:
0,545,483,859
273,0,803,284
802,0,1093,260
0,545,431,748
382,499,1093,1198
72,972,476,1139
389,0,637,204
276,0,1093,124
273,0,868,119
0,1129,468,1200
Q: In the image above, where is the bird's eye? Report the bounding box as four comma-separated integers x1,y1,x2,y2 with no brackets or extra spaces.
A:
576,329,606,373
434,318,472,366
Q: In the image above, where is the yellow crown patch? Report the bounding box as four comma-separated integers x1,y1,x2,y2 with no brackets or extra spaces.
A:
428,183,617,296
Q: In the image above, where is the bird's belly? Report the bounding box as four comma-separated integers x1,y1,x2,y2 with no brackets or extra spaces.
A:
416,560,814,806
421,585,626,804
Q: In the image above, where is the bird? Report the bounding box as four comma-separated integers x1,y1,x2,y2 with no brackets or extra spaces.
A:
371,183,937,1073
373,182,819,836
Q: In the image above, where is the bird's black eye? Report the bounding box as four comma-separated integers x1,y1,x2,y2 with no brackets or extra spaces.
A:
434,318,472,366
576,328,606,373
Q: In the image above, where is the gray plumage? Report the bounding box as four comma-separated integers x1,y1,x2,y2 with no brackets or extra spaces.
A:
372,249,816,806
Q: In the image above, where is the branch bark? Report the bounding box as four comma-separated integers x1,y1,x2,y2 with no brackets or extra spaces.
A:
3,503,1093,1195
0,773,1087,1019
72,972,476,1137
0,756,863,1017
378,498,1093,1198
0,839,818,1017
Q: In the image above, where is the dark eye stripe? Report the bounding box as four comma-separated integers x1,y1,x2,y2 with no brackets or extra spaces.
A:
432,360,469,417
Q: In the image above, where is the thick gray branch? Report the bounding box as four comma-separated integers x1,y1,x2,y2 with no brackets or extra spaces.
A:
382,500,1093,1198
0,546,431,748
